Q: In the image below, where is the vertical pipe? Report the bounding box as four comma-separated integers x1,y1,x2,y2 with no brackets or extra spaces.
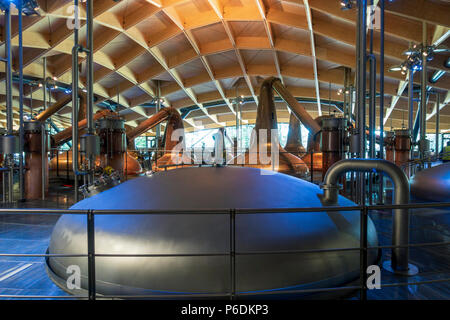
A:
420,22,427,165
368,55,376,158
73,0,80,202
435,93,440,156
239,101,243,152
360,205,368,300
323,159,415,274
41,123,46,200
18,0,25,201
378,0,385,204
87,210,96,300
5,6,13,135
86,0,94,134
156,80,161,153
86,0,94,184
357,0,367,159
368,54,376,204
356,0,367,205
408,70,414,159
5,6,13,202
2,172,6,203
30,86,33,116
42,55,47,200
43,57,47,111
235,99,239,153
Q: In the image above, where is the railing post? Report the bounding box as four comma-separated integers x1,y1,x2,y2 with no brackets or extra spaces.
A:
230,208,236,300
360,205,368,301
310,152,313,183
87,209,96,300
56,149,59,177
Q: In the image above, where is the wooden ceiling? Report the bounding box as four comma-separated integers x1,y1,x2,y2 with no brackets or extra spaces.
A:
0,0,449,134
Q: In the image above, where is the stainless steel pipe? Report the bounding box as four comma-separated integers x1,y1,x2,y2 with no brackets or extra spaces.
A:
435,93,440,155
368,54,376,158
41,122,47,200
18,1,25,201
321,159,417,275
420,22,428,165
86,0,95,185
378,0,385,204
86,0,94,134
72,0,88,202
5,7,13,136
156,80,161,152
5,6,14,202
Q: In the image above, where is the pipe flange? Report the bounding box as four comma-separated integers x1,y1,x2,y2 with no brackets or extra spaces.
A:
319,183,342,192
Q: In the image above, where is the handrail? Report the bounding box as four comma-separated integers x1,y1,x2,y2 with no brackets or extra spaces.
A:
0,201,449,300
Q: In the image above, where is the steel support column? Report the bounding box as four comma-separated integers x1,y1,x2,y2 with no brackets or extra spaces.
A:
356,0,367,205
420,22,428,166
5,6,14,203
86,0,95,185
435,93,440,156
408,70,414,160
18,1,25,201
378,0,385,204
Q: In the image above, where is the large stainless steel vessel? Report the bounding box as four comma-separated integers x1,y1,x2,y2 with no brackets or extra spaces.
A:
410,162,450,202
47,166,378,298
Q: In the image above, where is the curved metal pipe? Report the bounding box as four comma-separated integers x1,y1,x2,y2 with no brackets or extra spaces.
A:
72,44,86,178
321,159,415,274
53,108,113,147
126,107,178,142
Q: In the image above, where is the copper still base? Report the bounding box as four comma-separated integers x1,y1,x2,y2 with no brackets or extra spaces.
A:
233,146,309,178
49,151,142,177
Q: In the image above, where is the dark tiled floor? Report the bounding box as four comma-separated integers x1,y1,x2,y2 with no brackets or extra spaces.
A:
0,179,77,299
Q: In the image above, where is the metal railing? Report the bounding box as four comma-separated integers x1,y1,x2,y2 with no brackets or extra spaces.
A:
0,201,449,300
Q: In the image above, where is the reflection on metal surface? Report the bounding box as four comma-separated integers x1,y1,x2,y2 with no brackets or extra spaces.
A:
47,166,378,297
410,162,450,202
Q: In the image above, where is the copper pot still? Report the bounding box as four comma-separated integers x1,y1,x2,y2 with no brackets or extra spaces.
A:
234,78,309,177
284,112,306,157
151,108,192,172
97,117,142,175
